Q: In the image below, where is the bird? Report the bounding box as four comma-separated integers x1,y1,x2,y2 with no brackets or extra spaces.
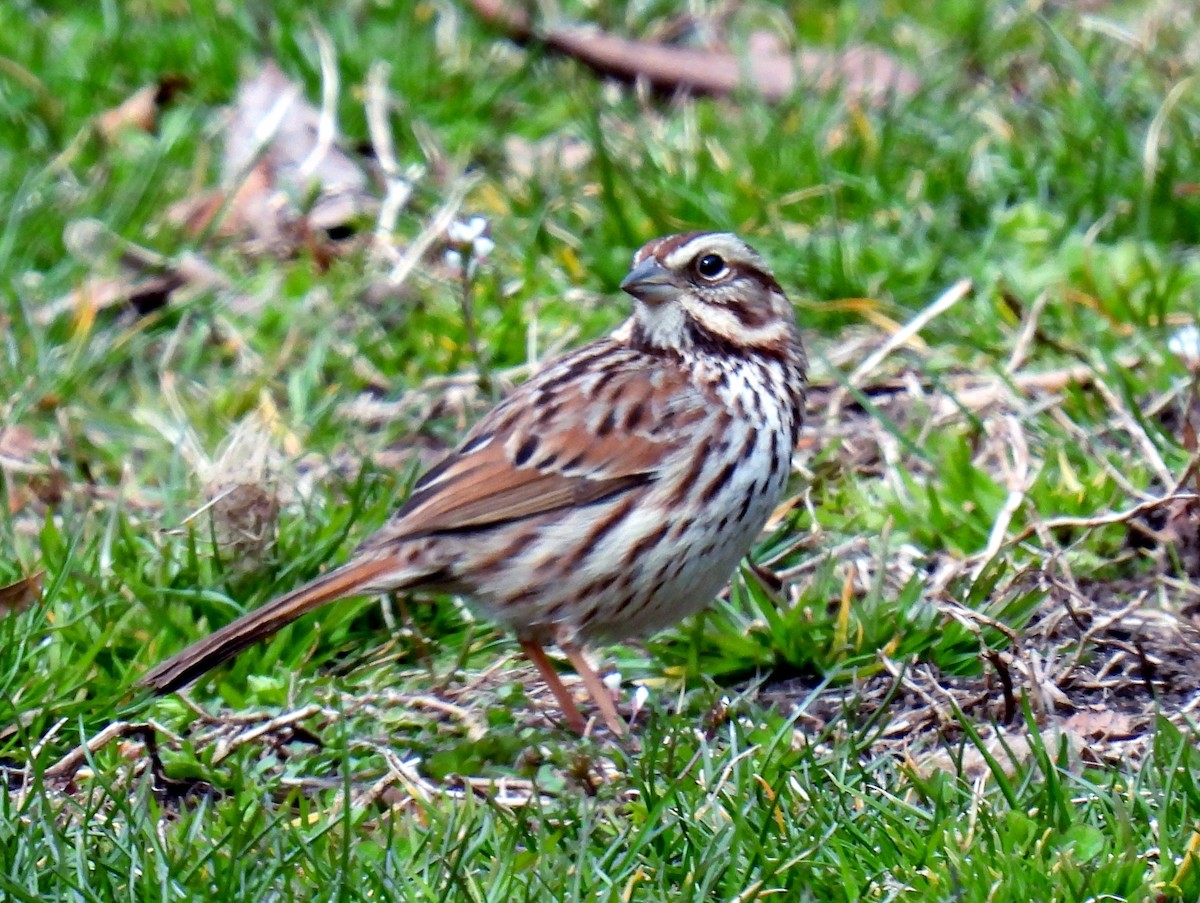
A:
140,232,807,736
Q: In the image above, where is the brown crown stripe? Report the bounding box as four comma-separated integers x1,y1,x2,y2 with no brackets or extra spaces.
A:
639,230,711,262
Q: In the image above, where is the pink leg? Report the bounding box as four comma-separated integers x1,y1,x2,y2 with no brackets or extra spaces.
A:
520,640,587,734
560,641,626,737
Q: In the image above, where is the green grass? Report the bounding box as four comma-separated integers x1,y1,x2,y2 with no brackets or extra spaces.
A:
4,0,1200,899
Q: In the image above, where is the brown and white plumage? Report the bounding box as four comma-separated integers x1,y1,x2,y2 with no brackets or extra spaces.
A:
140,232,807,735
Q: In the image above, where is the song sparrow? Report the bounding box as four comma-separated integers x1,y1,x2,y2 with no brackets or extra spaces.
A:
140,232,807,735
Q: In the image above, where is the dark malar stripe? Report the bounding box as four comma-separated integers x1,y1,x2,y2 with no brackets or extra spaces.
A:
685,319,737,356
725,292,771,329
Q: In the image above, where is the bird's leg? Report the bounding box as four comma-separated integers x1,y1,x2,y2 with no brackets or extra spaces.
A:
520,640,587,734
560,641,626,737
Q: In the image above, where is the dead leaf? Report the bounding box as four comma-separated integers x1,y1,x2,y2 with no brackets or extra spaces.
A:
169,60,375,252
1123,489,1200,578
503,134,593,181
36,219,239,326
46,273,185,325
913,727,1084,781
0,426,64,515
95,75,186,141
26,471,69,509
468,0,918,104
190,410,292,577
1060,710,1139,741
0,426,40,471
0,571,44,617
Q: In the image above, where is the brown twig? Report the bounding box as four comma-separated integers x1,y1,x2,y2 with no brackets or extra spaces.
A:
209,704,330,764
466,0,919,103
1006,492,1199,547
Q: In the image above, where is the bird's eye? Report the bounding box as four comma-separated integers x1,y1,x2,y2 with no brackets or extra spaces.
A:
695,253,728,280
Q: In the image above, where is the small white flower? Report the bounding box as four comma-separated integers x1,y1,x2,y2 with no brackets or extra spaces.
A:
1169,324,1200,370
447,215,488,246
466,216,487,240
602,671,622,694
472,236,494,260
630,685,650,718
443,248,463,273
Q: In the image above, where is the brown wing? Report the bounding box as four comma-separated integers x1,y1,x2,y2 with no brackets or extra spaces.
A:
357,340,707,548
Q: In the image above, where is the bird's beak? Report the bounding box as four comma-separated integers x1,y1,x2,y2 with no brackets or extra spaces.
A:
620,257,676,304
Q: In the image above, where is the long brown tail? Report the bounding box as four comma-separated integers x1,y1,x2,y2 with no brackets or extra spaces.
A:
139,556,401,695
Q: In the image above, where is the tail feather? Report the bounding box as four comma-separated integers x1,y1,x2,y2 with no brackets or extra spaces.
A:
139,557,403,695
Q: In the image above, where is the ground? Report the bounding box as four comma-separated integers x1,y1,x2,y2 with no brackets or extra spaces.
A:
3,0,1200,900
